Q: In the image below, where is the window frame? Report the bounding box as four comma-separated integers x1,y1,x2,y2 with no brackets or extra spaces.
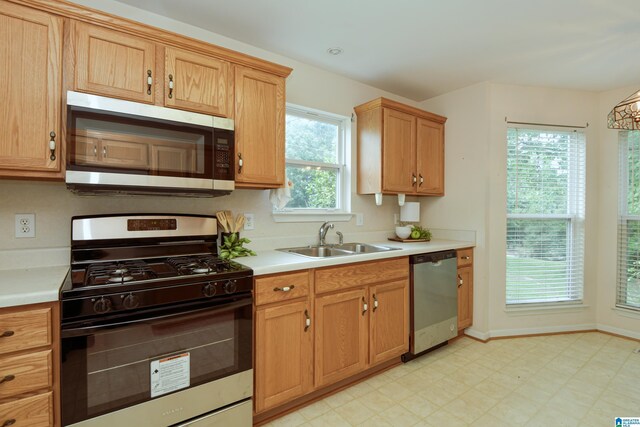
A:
505,125,586,306
273,104,351,221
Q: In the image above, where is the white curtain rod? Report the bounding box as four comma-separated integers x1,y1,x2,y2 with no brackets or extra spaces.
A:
505,117,589,129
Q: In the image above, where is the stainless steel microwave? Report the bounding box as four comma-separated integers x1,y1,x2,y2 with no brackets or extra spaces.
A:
65,91,234,197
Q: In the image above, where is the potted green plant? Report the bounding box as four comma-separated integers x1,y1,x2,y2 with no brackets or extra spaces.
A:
219,232,256,259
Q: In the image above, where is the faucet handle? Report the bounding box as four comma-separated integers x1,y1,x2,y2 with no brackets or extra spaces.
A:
336,231,343,245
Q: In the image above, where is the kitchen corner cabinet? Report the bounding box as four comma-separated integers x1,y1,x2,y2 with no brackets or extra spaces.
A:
355,97,447,196
457,248,474,331
0,2,63,178
0,302,60,427
254,272,313,413
233,65,286,188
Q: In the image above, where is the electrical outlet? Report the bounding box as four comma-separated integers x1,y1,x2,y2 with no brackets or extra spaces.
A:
356,213,364,226
244,213,255,230
394,214,399,225
15,213,35,238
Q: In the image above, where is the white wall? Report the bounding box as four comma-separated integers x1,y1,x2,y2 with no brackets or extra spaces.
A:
0,0,422,254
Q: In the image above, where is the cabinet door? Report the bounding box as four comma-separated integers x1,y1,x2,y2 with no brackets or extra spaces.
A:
255,301,313,413
315,288,368,388
416,118,444,195
234,66,285,188
0,3,62,176
164,47,230,116
457,266,473,330
370,279,409,365
75,22,155,104
382,108,416,193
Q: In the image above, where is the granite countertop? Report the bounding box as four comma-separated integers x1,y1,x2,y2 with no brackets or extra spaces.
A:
236,238,474,276
0,265,69,308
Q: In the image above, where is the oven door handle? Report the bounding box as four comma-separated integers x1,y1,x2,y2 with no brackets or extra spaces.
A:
61,298,250,338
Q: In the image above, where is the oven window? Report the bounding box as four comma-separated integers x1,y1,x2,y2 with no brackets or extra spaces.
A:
61,301,251,425
67,109,213,178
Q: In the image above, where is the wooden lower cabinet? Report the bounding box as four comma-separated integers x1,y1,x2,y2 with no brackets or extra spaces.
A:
254,257,410,417
314,287,368,388
457,248,474,331
254,300,313,413
369,279,409,365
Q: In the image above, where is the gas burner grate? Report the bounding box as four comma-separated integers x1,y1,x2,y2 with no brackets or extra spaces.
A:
85,260,157,286
167,255,238,275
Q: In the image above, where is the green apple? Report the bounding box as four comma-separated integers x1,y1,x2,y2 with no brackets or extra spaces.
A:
410,229,421,239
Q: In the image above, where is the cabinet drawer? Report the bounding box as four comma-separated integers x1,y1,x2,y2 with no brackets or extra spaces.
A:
255,272,310,306
315,257,408,294
0,391,52,427
0,308,51,354
0,350,52,399
457,248,473,267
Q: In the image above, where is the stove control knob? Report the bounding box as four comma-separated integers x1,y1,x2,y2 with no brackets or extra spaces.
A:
224,280,237,294
93,297,112,314
122,293,140,310
203,282,217,297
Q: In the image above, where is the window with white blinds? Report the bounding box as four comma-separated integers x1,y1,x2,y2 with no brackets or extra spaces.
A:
506,127,585,305
617,130,640,311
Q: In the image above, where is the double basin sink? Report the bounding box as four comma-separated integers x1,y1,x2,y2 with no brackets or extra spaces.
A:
278,242,400,258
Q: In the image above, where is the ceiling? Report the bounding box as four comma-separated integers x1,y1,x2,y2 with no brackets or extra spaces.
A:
116,0,640,101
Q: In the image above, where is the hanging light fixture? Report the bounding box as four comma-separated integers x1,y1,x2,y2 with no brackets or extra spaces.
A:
608,90,640,130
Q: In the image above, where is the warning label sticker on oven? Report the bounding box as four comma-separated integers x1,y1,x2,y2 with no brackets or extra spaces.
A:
150,352,190,398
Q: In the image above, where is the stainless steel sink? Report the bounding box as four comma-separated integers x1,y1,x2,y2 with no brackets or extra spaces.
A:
278,242,400,258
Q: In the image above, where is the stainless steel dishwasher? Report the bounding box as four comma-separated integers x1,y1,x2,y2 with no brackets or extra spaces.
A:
404,250,458,361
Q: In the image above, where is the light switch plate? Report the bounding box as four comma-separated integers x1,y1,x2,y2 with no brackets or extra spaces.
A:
356,213,364,226
244,213,255,230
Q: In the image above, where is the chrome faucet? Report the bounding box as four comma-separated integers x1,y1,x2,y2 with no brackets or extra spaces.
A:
318,222,334,246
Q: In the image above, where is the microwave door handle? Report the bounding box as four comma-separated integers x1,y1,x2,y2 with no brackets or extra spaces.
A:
61,297,250,338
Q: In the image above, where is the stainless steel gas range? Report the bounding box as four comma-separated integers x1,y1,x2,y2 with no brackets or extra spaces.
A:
60,214,253,426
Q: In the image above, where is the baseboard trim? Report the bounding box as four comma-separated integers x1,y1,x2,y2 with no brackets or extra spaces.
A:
596,324,640,341
462,323,640,342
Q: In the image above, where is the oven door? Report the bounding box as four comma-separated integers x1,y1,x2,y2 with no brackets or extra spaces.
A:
60,296,252,426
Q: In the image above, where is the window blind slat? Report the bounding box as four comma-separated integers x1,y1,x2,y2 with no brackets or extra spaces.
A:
506,127,585,305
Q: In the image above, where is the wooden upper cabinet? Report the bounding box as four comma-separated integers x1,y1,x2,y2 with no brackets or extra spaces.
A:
234,65,285,188
382,108,416,193
164,47,231,116
75,22,156,104
369,279,409,365
0,2,62,177
355,97,447,197
416,118,445,195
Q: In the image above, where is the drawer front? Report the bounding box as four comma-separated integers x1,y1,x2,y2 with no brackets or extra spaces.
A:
255,271,310,306
0,350,52,399
315,257,408,294
0,392,52,427
0,308,51,354
457,248,473,267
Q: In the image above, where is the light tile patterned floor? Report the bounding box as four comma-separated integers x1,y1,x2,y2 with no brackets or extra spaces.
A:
264,332,640,427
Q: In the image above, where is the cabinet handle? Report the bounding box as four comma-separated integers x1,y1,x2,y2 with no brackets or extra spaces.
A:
461,256,470,260
238,153,243,174
0,331,14,338
304,309,311,331
274,285,295,292
0,375,15,385
103,147,108,158
2,419,16,427
168,74,174,99
419,173,424,187
412,173,417,186
49,131,56,161
93,145,97,156
147,70,153,95
373,294,378,312
458,274,463,287
362,297,368,315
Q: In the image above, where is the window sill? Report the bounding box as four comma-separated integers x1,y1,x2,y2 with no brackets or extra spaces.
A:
504,302,589,316
272,212,353,223
612,306,640,319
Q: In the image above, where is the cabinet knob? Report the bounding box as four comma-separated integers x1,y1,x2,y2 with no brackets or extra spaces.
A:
412,173,417,186
362,296,368,315
49,131,56,161
238,153,243,174
458,274,463,287
168,74,174,99
0,331,14,338
461,256,470,260
0,375,15,385
274,285,295,292
419,173,424,186
373,294,378,312
147,69,153,95
304,309,311,331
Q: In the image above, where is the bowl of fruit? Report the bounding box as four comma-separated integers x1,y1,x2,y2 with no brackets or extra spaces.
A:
409,225,431,241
